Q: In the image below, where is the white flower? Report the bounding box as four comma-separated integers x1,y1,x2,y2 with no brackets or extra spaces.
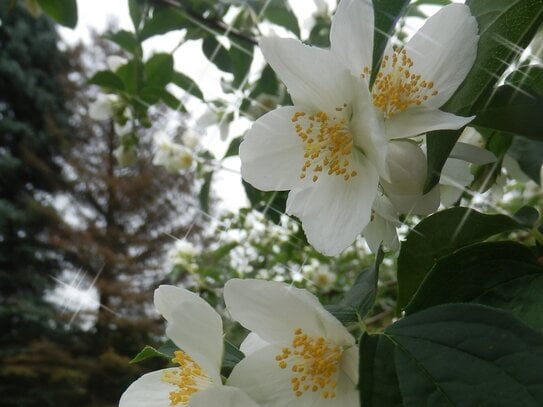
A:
119,285,259,407
153,132,195,173
363,193,401,253
224,279,359,406
182,129,200,149
168,240,200,272
302,260,337,293
240,1,478,256
88,94,120,121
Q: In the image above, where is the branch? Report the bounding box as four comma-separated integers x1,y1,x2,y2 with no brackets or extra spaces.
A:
149,0,258,46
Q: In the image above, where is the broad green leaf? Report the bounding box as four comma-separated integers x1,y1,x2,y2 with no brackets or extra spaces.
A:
472,84,543,140
202,37,233,74
506,64,543,95
105,30,141,55
230,43,253,89
359,332,402,407
144,53,174,88
513,206,540,227
397,207,524,310
89,71,125,91
37,0,77,28
130,345,171,363
471,129,512,192
371,304,543,406
263,0,300,38
424,0,543,192
140,7,194,41
508,136,543,183
405,241,542,314
370,0,410,87
172,71,204,100
140,87,185,111
308,14,331,47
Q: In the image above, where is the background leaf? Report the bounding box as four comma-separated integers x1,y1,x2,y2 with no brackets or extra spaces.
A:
37,0,77,28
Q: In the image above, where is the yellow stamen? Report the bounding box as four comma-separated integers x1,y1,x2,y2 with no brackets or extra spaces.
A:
161,350,213,406
369,48,438,118
291,108,357,183
275,328,343,400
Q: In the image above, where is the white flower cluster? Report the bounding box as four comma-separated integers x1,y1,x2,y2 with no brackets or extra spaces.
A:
120,280,359,407
239,0,483,256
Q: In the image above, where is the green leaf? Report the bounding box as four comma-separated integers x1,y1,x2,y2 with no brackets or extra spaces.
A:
144,53,174,88
326,248,384,323
508,137,543,183
230,43,253,89
116,59,143,94
172,71,204,100
397,207,524,311
105,30,141,55
140,87,185,111
424,0,543,192
202,37,233,73
384,304,543,406
37,0,77,28
223,136,242,159
140,7,194,41
129,0,145,30
130,344,171,363
507,64,543,95
405,241,542,314
472,84,543,140
263,0,300,38
89,71,125,91
199,171,213,213
359,332,402,407
370,0,410,87
221,339,244,376
513,206,540,227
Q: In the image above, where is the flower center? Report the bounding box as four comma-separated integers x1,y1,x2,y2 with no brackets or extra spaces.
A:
363,48,438,118
161,350,214,406
275,328,343,399
291,109,358,183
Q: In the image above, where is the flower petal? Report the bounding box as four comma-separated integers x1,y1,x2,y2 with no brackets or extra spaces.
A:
450,142,496,165
363,213,399,253
404,4,478,108
166,302,223,385
224,279,353,346
154,285,209,322
240,332,269,356
385,108,474,139
188,386,260,407
330,0,374,76
286,156,379,256
119,369,175,407
259,37,354,112
387,185,440,216
228,345,359,407
239,106,308,191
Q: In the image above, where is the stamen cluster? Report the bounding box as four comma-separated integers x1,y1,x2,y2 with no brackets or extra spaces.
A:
162,350,213,405
291,109,358,182
275,328,343,399
365,48,438,118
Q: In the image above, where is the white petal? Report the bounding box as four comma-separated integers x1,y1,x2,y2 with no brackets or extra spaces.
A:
286,156,379,256
259,37,353,112
450,142,496,165
350,80,389,179
154,285,210,322
224,279,353,347
404,4,478,108
385,108,474,140
363,213,399,253
440,184,464,207
228,345,358,407
387,185,440,216
119,369,175,407
240,332,269,356
330,0,374,76
381,141,427,195
441,157,473,188
239,106,308,191
166,303,223,385
188,386,260,407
